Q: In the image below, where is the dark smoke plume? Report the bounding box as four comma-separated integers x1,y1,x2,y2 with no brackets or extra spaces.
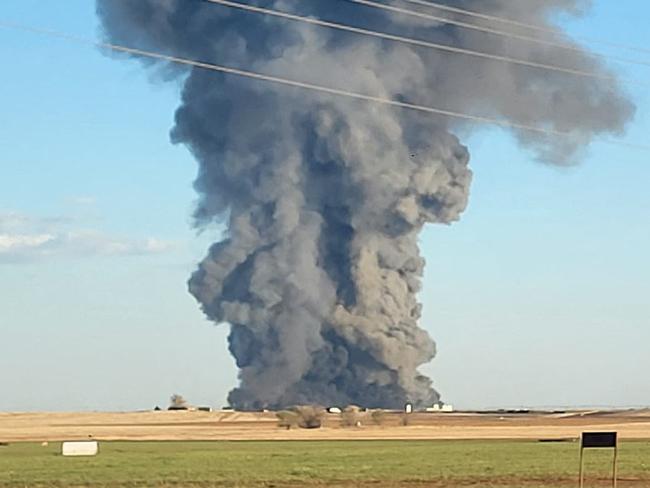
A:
96,0,633,409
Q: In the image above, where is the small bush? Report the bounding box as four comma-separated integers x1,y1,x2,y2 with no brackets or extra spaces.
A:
341,405,361,428
276,410,300,430
294,406,324,429
277,406,324,429
370,409,386,426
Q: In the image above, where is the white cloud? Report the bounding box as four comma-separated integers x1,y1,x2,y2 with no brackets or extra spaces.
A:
0,234,55,251
56,231,174,256
0,211,174,263
0,212,70,233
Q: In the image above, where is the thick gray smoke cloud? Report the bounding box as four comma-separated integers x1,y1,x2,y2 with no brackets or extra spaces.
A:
97,0,633,409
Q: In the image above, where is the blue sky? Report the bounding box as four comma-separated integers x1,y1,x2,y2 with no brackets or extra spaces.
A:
0,1,648,411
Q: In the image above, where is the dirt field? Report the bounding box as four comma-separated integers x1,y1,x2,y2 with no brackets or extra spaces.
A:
2,409,649,442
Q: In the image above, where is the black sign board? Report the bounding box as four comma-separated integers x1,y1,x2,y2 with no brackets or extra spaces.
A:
582,432,618,449
579,432,619,488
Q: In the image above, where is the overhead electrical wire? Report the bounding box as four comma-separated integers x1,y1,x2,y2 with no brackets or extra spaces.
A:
1,20,648,153
344,0,650,69
203,0,646,87
398,0,650,57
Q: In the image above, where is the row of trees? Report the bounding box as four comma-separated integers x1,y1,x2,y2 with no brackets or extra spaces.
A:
276,405,406,430
168,395,409,430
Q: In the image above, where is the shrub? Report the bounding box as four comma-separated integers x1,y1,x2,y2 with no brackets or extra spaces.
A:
294,406,324,429
370,409,386,426
276,410,300,430
341,405,361,428
277,406,324,429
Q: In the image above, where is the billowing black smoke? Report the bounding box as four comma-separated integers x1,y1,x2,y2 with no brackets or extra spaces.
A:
96,0,633,409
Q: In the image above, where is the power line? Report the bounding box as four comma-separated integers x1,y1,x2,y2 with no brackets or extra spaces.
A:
0,20,648,152
345,0,650,69
203,0,645,87
399,0,650,57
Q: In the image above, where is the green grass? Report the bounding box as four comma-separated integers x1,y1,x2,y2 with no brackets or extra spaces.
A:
1,440,649,487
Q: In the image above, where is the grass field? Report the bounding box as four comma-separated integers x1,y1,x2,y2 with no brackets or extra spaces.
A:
1,440,650,487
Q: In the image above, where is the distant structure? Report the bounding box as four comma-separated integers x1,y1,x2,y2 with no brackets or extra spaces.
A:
426,403,454,413
405,403,413,414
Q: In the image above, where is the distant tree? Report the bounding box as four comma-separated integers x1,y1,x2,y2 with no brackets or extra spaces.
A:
276,410,300,430
341,405,361,427
276,406,324,429
370,409,386,426
169,394,189,409
293,406,324,429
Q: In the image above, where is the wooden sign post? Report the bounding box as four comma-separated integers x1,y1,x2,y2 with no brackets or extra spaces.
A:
579,432,618,488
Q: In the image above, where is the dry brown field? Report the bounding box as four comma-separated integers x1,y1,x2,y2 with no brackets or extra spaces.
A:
2,409,650,442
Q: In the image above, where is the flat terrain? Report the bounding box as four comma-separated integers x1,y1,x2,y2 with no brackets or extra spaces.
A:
2,409,650,442
2,411,650,487
1,439,650,487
